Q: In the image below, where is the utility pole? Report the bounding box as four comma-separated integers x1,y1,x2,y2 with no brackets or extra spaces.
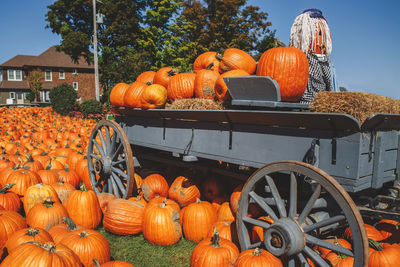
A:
93,0,100,101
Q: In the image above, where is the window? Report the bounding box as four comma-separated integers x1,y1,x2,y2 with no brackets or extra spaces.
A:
45,70,52,81
9,92,15,99
59,70,65,79
8,69,22,81
0,71,2,82
17,92,23,100
73,82,78,90
72,69,78,75
24,92,28,100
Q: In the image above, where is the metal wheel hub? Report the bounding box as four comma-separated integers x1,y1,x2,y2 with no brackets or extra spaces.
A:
264,217,305,257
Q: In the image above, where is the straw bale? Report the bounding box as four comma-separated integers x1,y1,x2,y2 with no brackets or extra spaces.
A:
165,98,224,110
310,91,400,124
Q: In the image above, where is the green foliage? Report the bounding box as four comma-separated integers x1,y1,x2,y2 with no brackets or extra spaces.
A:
49,83,78,116
25,91,36,102
98,227,196,267
80,99,103,117
28,69,43,101
254,30,286,61
46,0,280,97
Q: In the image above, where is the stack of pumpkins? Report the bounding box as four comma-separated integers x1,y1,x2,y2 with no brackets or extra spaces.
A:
109,47,309,109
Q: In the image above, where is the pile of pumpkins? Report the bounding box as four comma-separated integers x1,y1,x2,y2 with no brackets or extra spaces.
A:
109,47,310,109
0,107,400,266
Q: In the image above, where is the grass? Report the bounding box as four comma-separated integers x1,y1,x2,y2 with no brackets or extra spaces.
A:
98,227,196,267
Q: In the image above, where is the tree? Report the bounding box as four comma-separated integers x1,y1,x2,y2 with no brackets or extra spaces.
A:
254,30,286,61
28,69,43,102
49,83,78,116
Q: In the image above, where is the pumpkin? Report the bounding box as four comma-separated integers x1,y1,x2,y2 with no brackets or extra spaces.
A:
60,229,110,267
218,48,257,74
0,210,27,248
3,169,41,197
182,198,217,243
140,84,168,109
141,174,169,201
168,176,200,207
57,165,80,188
325,251,354,266
26,197,69,231
233,248,283,267
123,82,148,108
256,47,309,102
37,169,59,185
207,220,237,243
103,199,145,235
110,83,130,107
5,227,53,253
96,192,116,215
153,67,177,88
0,183,21,212
48,217,84,244
368,239,400,266
375,219,400,240
193,52,220,73
167,73,196,101
344,224,384,241
214,69,249,101
193,67,220,99
314,237,352,258
146,197,180,213
229,185,242,214
50,177,76,204
66,152,85,173
0,159,14,173
142,201,182,246
64,184,102,229
136,71,156,84
201,178,222,201
128,195,147,207
0,241,82,266
190,227,239,267
216,202,235,222
251,216,274,243
93,258,134,267
23,183,60,214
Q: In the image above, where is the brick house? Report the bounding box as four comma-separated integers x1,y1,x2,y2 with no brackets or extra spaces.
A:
0,46,97,105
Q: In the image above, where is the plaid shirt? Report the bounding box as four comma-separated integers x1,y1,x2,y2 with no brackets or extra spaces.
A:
300,53,333,104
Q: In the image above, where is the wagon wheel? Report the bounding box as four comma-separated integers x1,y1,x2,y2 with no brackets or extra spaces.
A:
87,120,135,199
236,161,368,267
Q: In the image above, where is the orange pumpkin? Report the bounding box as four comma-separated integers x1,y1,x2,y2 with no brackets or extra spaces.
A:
136,71,156,84
168,176,200,207
233,248,283,267
153,67,177,88
123,82,148,108
140,84,168,109
193,52,220,73
5,227,53,253
218,48,256,74
167,73,196,101
141,174,169,201
194,68,220,99
110,83,130,107
26,197,69,231
0,183,21,212
214,69,249,101
256,47,309,102
0,210,27,248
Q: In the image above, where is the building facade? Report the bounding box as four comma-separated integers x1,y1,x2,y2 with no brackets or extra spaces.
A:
0,46,97,105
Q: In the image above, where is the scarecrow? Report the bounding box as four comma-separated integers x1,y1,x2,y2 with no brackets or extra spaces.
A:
289,9,337,103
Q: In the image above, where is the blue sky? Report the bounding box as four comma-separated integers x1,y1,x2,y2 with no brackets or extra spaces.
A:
0,0,399,99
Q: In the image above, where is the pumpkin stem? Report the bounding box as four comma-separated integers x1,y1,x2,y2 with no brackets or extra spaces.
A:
26,228,40,237
167,69,178,77
253,247,263,256
25,153,34,162
210,226,221,248
205,62,214,70
93,258,101,267
63,217,78,231
33,241,56,253
0,183,15,194
79,231,88,238
42,197,55,208
368,238,383,251
80,183,88,192
215,53,223,61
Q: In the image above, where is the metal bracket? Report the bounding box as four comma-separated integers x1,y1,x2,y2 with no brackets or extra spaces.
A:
328,118,337,165
304,139,320,167
224,113,233,150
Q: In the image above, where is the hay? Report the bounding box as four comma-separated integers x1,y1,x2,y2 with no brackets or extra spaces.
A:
310,91,400,124
165,98,224,110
